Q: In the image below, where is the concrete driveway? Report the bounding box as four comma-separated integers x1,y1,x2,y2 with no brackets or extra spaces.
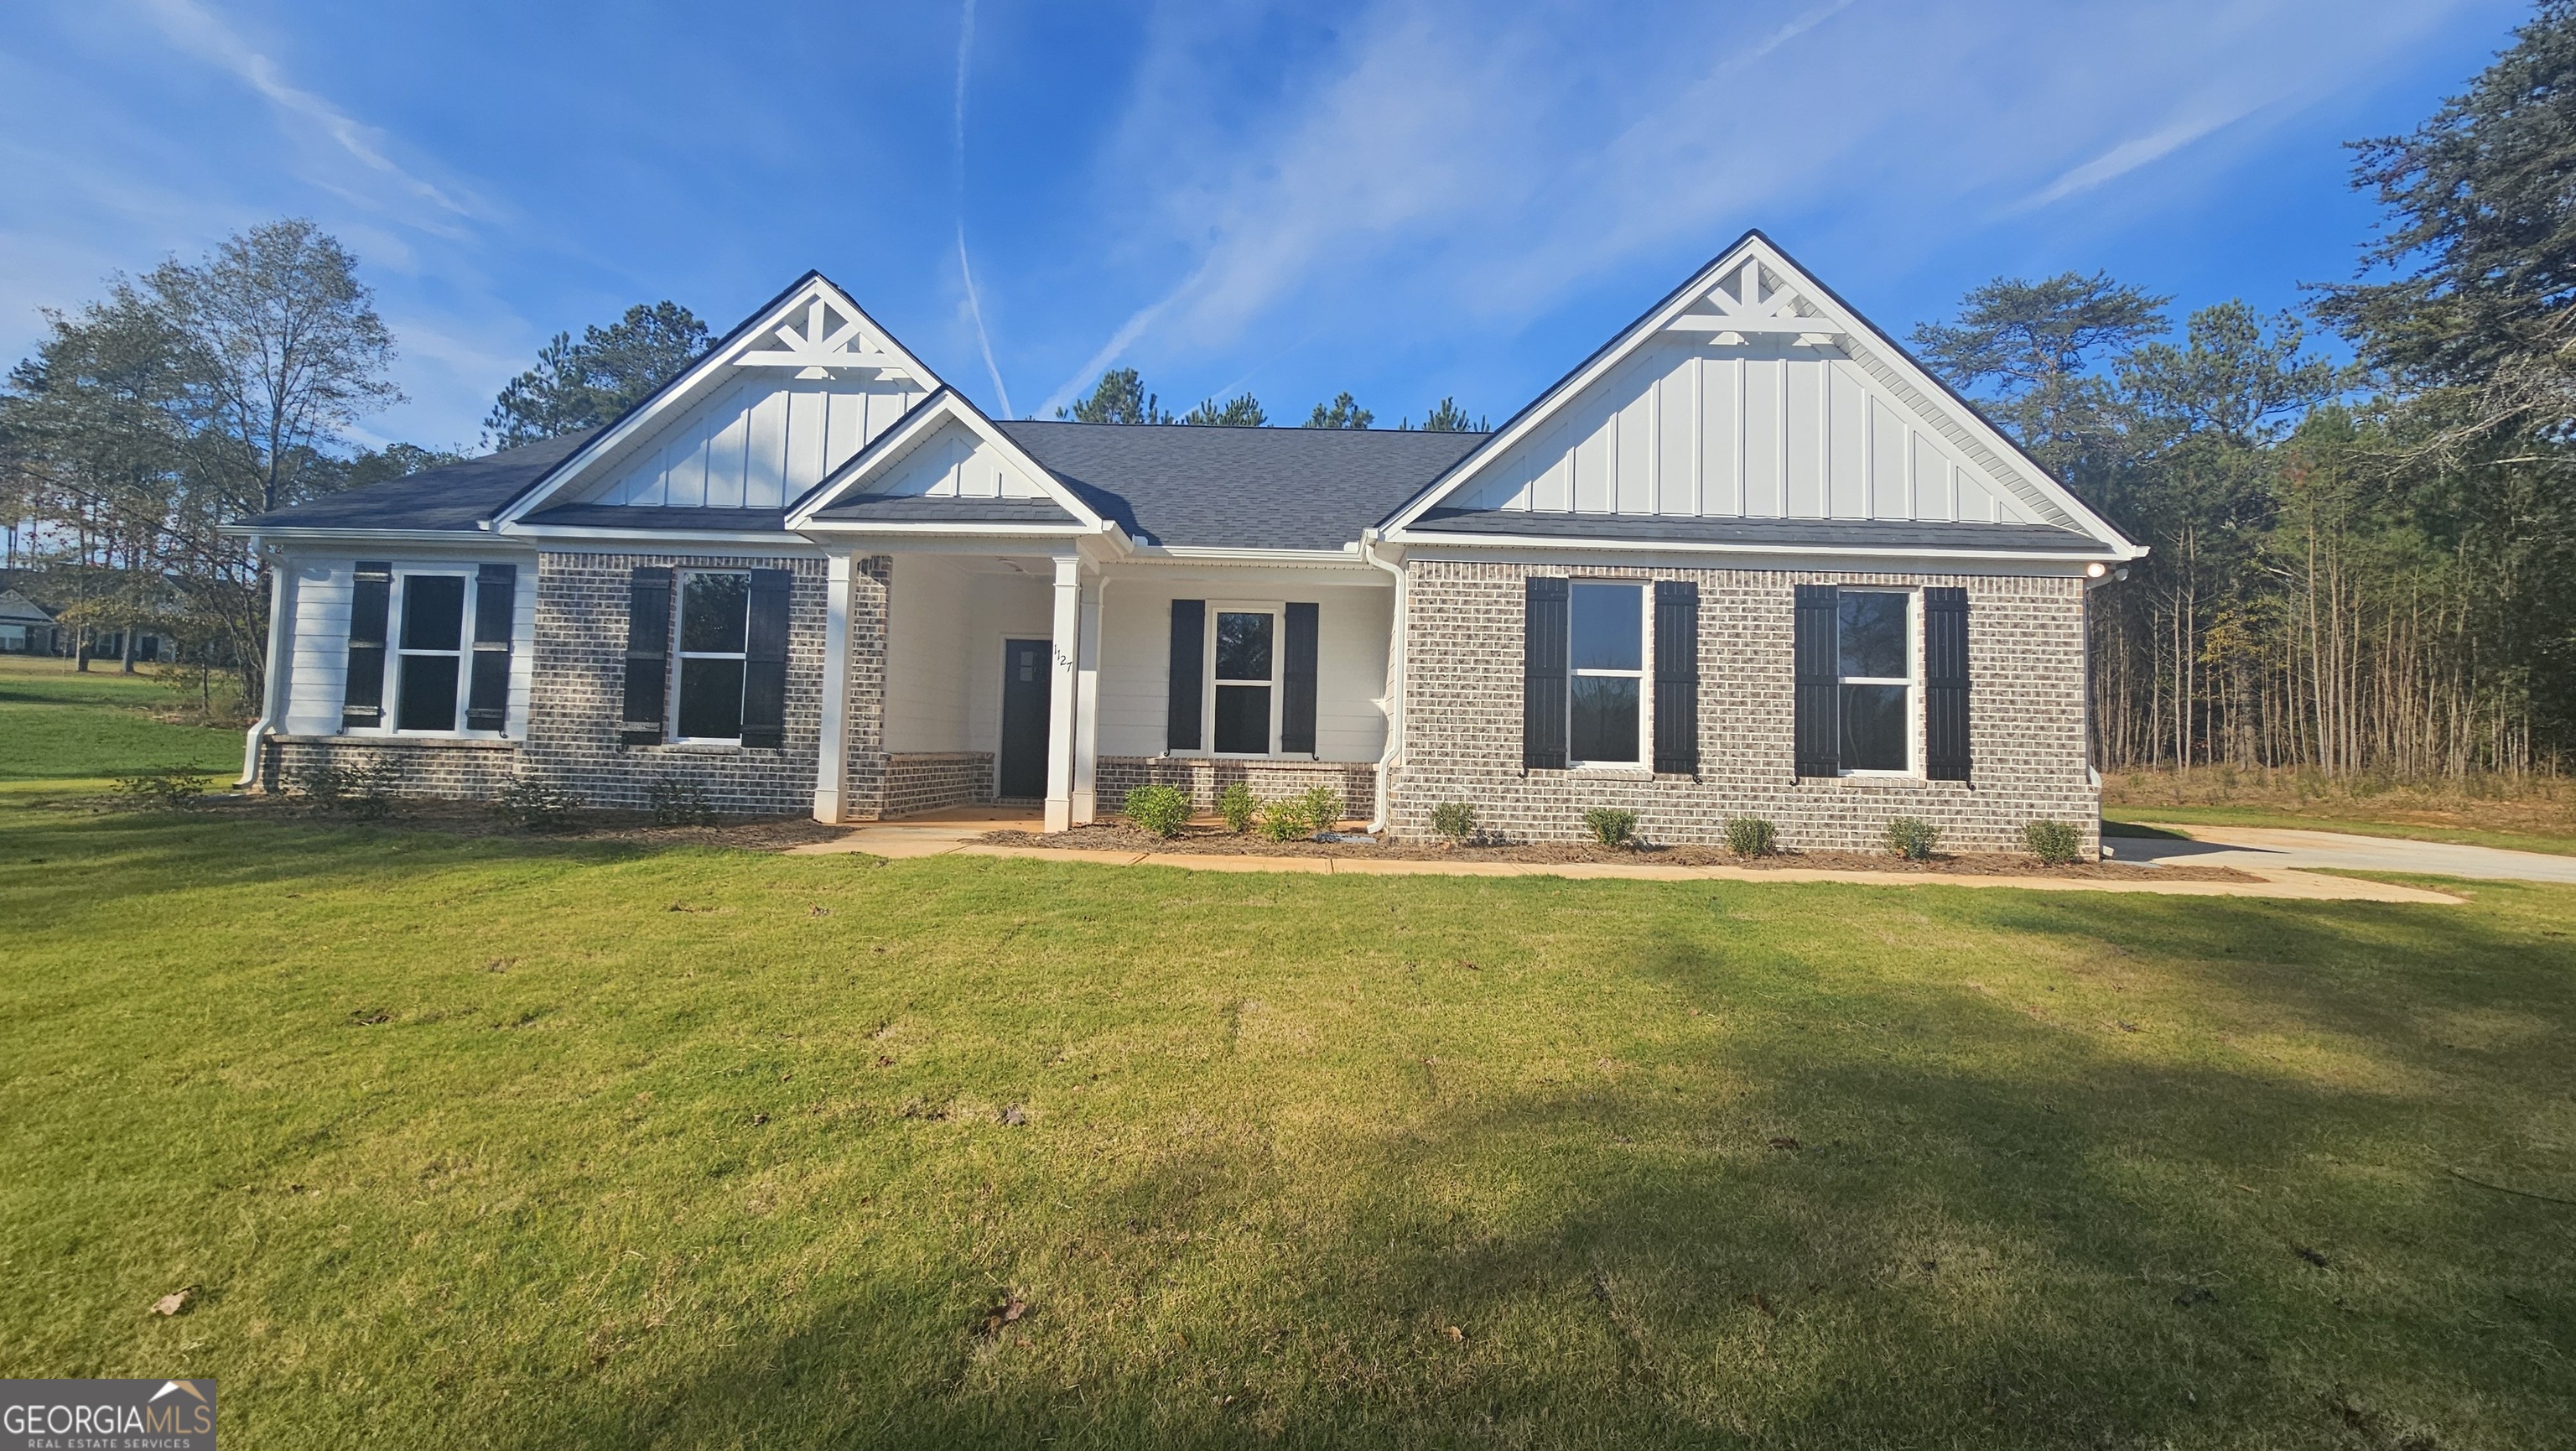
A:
2112,824,2576,884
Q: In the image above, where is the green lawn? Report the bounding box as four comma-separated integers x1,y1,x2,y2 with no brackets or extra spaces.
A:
3,795,2569,1447
0,655,245,782
2103,803,2576,857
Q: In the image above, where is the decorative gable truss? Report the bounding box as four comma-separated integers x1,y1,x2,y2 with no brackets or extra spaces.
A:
496,275,946,524
1385,233,2142,556
787,388,1117,539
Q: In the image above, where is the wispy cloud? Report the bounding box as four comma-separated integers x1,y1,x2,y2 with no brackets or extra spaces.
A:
952,0,1012,417
1043,0,2494,411
2016,97,2276,211
135,0,482,232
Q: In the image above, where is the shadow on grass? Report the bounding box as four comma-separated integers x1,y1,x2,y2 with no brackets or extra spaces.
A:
467,903,2572,1450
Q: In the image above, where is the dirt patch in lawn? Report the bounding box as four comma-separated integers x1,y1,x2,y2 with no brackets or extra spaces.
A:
977,824,2262,882
138,793,847,852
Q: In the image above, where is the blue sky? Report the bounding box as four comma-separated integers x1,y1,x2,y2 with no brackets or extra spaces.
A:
0,0,2532,452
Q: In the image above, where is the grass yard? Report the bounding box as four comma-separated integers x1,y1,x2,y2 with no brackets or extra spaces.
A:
0,653,245,782
2102,767,2576,857
0,799,2568,1447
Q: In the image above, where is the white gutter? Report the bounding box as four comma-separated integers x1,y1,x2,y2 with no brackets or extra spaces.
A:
238,540,288,788
1358,528,1405,834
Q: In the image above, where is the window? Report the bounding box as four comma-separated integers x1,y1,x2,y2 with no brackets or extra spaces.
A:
393,574,467,731
1211,608,1276,754
1569,582,1644,765
1837,590,1911,772
675,571,752,741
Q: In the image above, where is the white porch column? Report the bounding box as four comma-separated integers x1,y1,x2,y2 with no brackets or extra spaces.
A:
1042,553,1082,833
811,552,854,824
1072,574,1104,824
238,548,292,788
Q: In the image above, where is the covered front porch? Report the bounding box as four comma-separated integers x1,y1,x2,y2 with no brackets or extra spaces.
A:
807,542,1395,833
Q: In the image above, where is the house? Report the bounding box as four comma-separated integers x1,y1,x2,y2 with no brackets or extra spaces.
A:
229,232,2142,851
0,588,59,655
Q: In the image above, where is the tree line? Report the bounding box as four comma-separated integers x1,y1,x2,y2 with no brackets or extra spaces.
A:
1913,2,2576,778
6,3,2571,778
1055,367,1485,432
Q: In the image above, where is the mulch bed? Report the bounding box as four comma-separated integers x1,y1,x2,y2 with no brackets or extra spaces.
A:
132,793,846,852
976,825,2261,882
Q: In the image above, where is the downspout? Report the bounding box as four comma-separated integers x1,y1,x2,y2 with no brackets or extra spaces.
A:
1358,528,1405,834
237,539,288,789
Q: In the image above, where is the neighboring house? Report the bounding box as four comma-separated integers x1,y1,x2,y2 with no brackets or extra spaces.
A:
0,589,58,655
229,232,2142,851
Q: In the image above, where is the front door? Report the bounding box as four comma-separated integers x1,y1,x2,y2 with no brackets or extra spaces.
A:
998,638,1052,798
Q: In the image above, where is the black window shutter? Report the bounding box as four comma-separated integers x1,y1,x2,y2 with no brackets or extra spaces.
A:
1654,580,1700,775
1166,600,1205,752
1793,583,1840,778
1280,602,1319,755
620,566,673,745
740,568,792,749
1924,585,1971,781
1522,577,1568,771
340,560,392,731
465,563,516,732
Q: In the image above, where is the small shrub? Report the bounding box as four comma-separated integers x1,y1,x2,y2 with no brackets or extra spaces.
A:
1295,783,1345,834
1583,807,1638,848
1429,801,1478,844
295,761,396,819
491,772,581,831
2023,819,2084,866
1883,816,1940,861
1256,797,1312,842
1724,816,1777,858
112,766,210,810
647,778,717,827
1122,783,1191,839
1216,783,1259,835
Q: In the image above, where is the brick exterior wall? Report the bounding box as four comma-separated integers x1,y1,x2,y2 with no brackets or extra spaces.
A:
260,736,521,798
886,752,993,815
1393,559,2098,854
1096,755,1374,824
517,551,894,817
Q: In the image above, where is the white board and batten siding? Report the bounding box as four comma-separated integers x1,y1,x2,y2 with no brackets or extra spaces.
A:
866,418,1053,501
1094,581,1391,764
278,556,537,736
583,375,927,510
1455,336,2071,529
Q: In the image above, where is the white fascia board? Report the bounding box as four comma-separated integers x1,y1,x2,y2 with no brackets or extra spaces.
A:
1394,531,2132,567
793,520,1092,539
786,387,1106,532
1130,544,1379,570
1380,232,2140,557
216,525,541,549
491,273,946,528
501,524,830,552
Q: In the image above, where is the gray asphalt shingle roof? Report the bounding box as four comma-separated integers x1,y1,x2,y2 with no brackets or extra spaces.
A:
234,420,1478,551
997,421,1484,551
239,430,599,533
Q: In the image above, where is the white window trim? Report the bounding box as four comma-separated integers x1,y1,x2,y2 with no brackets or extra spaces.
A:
1203,600,1288,759
381,566,505,740
1568,580,1651,770
1836,586,1920,778
671,569,753,746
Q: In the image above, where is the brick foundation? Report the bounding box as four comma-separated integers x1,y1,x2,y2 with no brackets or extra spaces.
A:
261,736,521,799
1391,559,2098,854
1095,756,1375,824
885,752,993,815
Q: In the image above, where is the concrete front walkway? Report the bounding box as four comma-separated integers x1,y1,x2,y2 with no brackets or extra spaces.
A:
2115,824,2576,885
789,813,2460,904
